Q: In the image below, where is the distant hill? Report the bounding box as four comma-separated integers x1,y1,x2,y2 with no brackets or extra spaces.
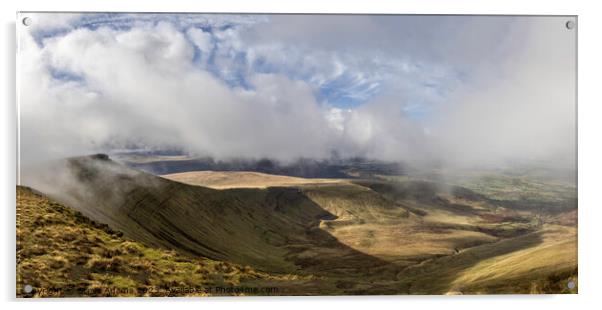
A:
115,154,405,178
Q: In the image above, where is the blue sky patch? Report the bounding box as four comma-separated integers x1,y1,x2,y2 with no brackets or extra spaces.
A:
48,66,85,84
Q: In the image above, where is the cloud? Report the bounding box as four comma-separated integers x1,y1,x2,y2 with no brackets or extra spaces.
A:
18,14,576,171
19,21,336,165
430,17,577,168
187,28,213,58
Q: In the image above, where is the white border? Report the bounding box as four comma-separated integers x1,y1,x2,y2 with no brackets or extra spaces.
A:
2,1,601,310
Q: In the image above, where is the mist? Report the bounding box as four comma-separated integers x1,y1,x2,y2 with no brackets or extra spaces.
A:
17,14,576,173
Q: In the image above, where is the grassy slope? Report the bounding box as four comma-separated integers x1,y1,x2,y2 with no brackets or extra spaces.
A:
451,225,577,294
16,186,313,297
302,183,498,264
395,225,577,294
24,156,322,273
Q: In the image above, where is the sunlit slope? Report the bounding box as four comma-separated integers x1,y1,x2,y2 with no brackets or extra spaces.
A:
395,225,577,294
162,170,346,189
450,225,576,294
16,186,311,297
301,183,498,265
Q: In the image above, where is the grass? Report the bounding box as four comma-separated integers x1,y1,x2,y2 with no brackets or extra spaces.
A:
451,232,577,294
16,186,313,297
394,225,577,294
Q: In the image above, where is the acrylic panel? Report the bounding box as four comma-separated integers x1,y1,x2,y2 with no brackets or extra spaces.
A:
16,12,577,297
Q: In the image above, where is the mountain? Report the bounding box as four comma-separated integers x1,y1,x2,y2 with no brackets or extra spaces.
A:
21,155,397,276
16,186,311,297
20,154,577,294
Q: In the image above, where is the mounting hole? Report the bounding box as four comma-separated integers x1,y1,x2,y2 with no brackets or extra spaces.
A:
566,20,575,30
22,17,32,27
567,281,576,289
23,284,33,293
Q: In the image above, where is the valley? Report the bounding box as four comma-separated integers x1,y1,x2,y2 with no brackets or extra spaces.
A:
18,154,577,296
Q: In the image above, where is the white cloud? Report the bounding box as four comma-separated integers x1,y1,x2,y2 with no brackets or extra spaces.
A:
18,14,576,172
325,108,350,132
187,28,213,57
19,22,337,165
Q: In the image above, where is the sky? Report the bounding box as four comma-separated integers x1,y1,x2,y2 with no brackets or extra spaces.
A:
18,13,577,169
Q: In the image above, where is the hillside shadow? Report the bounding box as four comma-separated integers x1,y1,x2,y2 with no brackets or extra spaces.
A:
228,187,403,282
